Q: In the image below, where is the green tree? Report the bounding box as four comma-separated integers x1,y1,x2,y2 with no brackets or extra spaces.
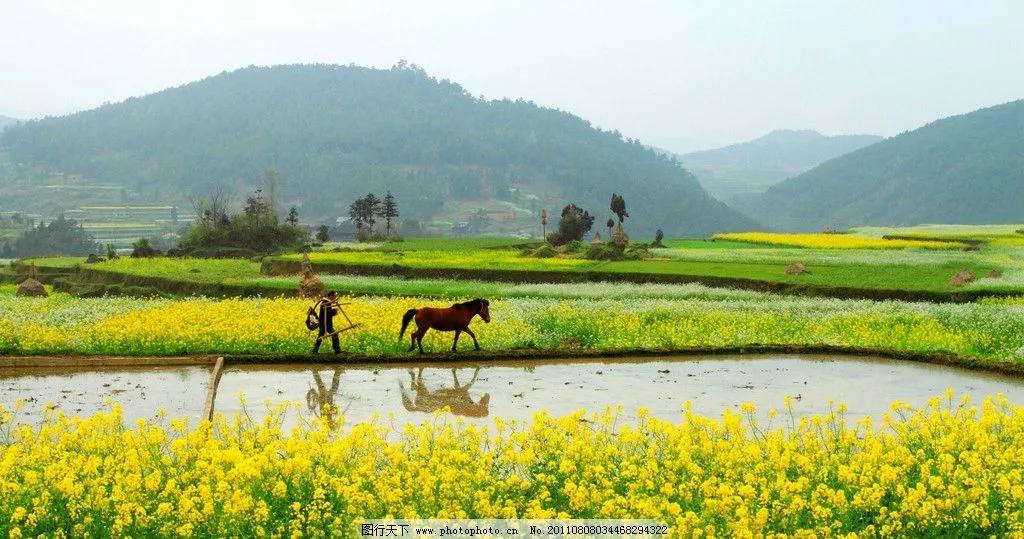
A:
363,193,381,230
348,197,366,231
131,238,159,258
549,204,594,245
7,215,99,257
606,217,614,238
610,193,629,224
179,188,308,254
380,191,399,236
286,207,299,226
315,225,330,243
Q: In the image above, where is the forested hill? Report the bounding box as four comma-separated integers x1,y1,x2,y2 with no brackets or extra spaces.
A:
0,64,755,236
753,100,1024,231
0,116,18,131
681,129,881,202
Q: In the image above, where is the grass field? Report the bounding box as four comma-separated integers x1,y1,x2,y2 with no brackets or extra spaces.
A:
263,231,1018,296
20,225,1024,300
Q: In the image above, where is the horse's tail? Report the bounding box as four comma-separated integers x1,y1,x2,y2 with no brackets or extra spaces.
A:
398,308,417,341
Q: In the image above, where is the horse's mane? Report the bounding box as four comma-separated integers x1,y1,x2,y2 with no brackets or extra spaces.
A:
452,298,486,310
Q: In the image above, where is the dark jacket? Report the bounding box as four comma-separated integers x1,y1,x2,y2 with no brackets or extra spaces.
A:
317,298,338,334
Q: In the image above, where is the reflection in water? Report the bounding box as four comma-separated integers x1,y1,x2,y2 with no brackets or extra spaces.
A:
8,355,1024,427
306,368,346,428
399,367,491,418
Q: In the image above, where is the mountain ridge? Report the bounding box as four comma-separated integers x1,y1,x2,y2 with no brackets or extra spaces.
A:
680,129,883,203
0,64,756,236
753,99,1024,230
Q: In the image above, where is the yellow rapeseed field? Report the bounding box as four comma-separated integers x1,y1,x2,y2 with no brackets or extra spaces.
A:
713,232,959,250
2,293,1024,362
1,392,1023,537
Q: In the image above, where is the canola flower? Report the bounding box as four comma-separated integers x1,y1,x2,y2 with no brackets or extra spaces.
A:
2,292,1024,362
1,393,1024,537
713,232,959,250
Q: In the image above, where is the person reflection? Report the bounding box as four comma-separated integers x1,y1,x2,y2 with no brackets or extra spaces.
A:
399,367,490,418
306,367,345,429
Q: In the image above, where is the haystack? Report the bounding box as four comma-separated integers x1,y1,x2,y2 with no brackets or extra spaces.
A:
986,269,1003,279
298,252,325,299
785,262,810,275
590,231,603,245
16,264,48,297
610,223,629,247
949,269,976,287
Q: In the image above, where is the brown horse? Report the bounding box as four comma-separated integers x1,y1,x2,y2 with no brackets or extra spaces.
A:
398,298,490,353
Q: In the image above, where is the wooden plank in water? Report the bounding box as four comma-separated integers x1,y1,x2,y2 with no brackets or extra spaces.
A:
202,356,226,421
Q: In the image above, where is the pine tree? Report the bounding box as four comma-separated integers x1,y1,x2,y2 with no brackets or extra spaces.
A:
610,193,629,224
380,191,399,236
286,207,299,226
363,193,381,230
348,197,365,230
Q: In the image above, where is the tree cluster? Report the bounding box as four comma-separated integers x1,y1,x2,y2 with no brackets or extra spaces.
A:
179,188,308,254
0,215,99,257
548,203,595,246
348,191,400,239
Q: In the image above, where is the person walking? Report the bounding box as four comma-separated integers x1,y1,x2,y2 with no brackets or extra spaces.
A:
311,291,342,355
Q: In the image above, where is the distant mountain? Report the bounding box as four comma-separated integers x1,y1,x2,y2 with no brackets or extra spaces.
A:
755,100,1024,231
0,116,18,131
0,64,755,236
680,130,883,203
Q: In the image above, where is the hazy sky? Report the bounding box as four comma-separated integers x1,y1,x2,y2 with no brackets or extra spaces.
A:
2,0,1023,152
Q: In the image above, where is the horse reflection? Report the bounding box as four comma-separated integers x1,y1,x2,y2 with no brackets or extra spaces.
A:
307,368,346,428
399,367,490,418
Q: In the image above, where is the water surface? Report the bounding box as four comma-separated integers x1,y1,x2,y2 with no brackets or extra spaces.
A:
2,354,1023,427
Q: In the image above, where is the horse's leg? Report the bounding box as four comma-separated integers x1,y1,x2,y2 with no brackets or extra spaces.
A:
415,368,429,395
451,330,461,352
415,328,428,354
464,327,480,350
409,319,424,352
452,368,461,388
466,367,480,387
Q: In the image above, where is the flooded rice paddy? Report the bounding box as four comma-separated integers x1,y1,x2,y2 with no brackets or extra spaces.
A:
3,354,1024,427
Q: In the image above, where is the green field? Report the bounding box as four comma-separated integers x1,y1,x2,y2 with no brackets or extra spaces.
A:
21,225,1024,301
261,230,1021,298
